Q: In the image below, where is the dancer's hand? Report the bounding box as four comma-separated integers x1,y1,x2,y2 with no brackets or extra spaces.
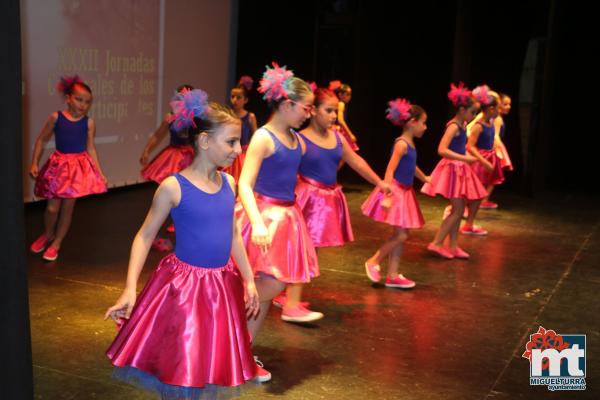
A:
377,181,392,195
251,222,271,253
244,279,260,319
424,175,432,184
464,154,477,164
104,288,136,322
29,164,39,179
381,194,393,209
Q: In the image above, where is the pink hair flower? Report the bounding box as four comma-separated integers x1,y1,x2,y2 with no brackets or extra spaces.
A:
448,82,472,107
238,75,254,91
169,88,209,131
328,80,341,91
473,84,492,105
57,75,84,95
386,98,412,126
257,62,294,103
307,81,318,92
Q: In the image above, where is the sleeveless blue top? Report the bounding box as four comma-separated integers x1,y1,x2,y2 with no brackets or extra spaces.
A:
447,122,467,155
298,132,342,186
393,138,417,186
169,124,190,146
170,172,234,267
499,122,505,139
240,113,253,146
475,122,495,150
54,112,88,153
254,128,302,201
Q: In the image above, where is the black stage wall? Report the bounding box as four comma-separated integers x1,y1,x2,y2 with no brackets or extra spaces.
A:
0,0,34,398
235,0,595,194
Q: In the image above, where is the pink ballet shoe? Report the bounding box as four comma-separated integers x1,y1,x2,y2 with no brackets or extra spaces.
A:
449,247,470,259
426,243,454,259
384,274,416,289
365,261,381,283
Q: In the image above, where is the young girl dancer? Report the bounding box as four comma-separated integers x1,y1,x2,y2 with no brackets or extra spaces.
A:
226,76,258,182
462,85,503,235
421,83,487,259
481,92,513,209
272,87,391,307
237,63,320,378
140,84,195,182
29,75,106,261
105,89,261,398
140,84,195,250
362,98,428,287
329,80,359,151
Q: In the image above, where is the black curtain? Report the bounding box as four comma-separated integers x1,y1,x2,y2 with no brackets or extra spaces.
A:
0,0,34,398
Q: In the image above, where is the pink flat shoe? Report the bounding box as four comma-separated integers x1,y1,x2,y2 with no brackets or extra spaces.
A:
426,243,454,259
42,246,59,261
31,234,52,253
450,247,470,259
365,261,381,282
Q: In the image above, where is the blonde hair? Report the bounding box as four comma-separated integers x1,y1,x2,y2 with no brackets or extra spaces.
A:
188,102,240,151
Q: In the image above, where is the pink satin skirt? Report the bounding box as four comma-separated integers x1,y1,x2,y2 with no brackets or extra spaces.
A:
141,145,194,183
237,194,319,283
106,254,256,395
34,151,107,199
496,140,513,171
362,180,425,229
421,158,488,200
471,148,505,186
295,176,354,247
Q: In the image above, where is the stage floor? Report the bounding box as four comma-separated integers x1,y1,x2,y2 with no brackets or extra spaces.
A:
26,183,599,399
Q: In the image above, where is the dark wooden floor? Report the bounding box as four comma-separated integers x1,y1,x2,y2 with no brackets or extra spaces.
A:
26,182,599,399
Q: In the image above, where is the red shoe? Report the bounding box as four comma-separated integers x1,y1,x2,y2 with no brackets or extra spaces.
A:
272,293,286,308
30,234,52,254
460,225,488,236
42,246,59,261
426,243,454,259
450,247,470,259
166,224,175,233
254,356,272,383
365,261,381,283
480,201,498,209
281,304,324,323
384,274,416,289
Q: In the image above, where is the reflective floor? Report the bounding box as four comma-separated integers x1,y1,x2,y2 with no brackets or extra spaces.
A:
26,183,599,399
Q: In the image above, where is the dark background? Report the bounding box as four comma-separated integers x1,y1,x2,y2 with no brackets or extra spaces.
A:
234,0,595,195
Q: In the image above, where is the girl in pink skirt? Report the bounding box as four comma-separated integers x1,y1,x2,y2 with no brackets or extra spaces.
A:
139,84,195,184
272,87,390,307
421,83,487,259
237,62,320,378
105,89,261,399
140,84,195,251
29,75,107,261
495,92,513,172
329,80,359,151
483,91,514,210
362,98,429,288
462,85,504,235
